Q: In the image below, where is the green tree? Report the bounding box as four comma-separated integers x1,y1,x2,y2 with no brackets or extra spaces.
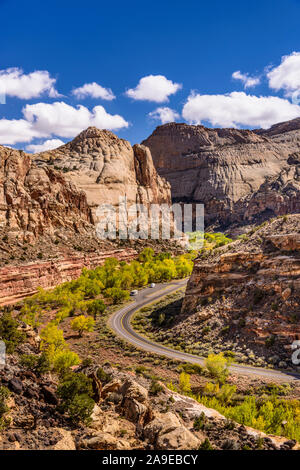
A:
179,371,191,393
205,353,231,384
40,323,80,373
82,279,103,299
104,257,119,274
104,287,130,304
53,350,81,375
70,315,95,337
0,312,25,353
40,323,66,353
138,247,154,263
87,299,106,320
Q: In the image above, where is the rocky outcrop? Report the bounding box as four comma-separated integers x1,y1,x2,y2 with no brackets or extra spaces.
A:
1,352,296,451
34,127,171,220
142,119,300,227
180,215,300,367
0,248,136,305
241,154,300,221
0,146,93,241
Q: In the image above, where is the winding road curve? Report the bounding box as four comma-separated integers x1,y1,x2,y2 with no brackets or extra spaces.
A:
109,279,300,382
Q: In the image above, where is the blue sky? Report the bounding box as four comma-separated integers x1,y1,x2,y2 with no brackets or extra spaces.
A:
1,0,300,151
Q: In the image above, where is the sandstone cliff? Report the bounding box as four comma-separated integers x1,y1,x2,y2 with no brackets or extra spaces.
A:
180,215,300,368
0,135,174,303
0,248,136,305
142,119,300,227
34,127,171,220
0,146,93,241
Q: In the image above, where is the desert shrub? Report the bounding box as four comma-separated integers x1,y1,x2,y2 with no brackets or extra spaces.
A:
217,384,237,404
96,367,112,384
0,386,10,429
64,393,94,424
19,354,38,370
20,303,41,328
223,350,235,360
197,394,300,442
19,352,51,376
180,363,203,375
265,335,276,347
193,412,206,431
149,380,163,396
57,373,95,424
0,312,25,353
135,365,148,375
0,386,10,417
57,372,94,424
199,438,214,450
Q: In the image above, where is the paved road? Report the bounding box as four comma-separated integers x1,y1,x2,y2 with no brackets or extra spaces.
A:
109,279,300,382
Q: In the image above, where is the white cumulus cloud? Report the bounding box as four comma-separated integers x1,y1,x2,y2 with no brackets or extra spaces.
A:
0,101,129,145
125,75,182,103
149,107,180,124
0,119,47,145
267,52,300,96
182,91,300,129
26,138,65,153
0,67,59,99
23,101,129,137
232,70,261,88
72,82,115,100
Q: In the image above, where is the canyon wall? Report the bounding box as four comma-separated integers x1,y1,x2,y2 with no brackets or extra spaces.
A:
34,127,171,220
0,248,137,305
0,145,93,241
142,118,300,226
180,215,300,366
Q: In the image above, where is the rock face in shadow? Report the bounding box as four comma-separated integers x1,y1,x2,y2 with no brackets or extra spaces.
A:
142,119,300,227
34,127,171,220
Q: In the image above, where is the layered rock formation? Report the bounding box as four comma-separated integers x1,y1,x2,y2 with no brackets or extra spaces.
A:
0,248,136,305
0,131,173,305
1,347,296,450
180,215,300,367
0,146,93,241
34,127,171,220
142,119,300,227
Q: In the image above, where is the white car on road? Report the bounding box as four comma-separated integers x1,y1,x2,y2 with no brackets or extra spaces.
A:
130,290,138,296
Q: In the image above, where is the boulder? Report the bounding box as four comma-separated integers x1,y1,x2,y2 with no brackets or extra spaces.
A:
8,378,23,394
102,380,122,398
120,378,148,403
41,385,58,405
78,432,130,450
156,426,200,450
143,411,181,442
